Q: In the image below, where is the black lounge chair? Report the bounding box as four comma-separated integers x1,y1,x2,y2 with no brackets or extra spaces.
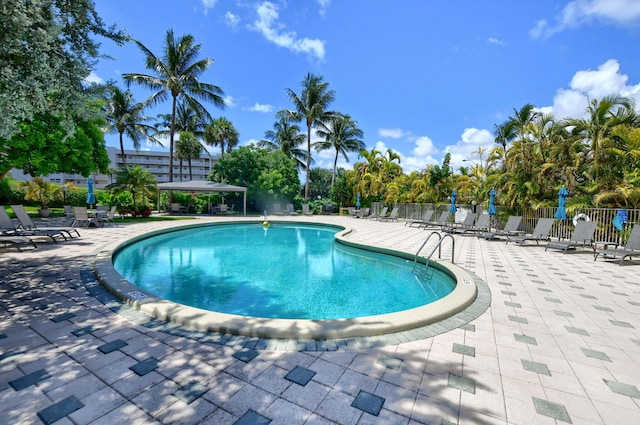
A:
507,218,554,245
443,212,477,234
479,215,522,240
545,220,597,253
594,224,640,265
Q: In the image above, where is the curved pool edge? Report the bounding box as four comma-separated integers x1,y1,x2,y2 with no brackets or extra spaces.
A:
93,221,478,340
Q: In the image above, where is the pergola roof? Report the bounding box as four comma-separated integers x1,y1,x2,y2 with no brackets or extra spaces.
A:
156,180,246,193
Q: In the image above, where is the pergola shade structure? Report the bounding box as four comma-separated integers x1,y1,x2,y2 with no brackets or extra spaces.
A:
156,180,247,216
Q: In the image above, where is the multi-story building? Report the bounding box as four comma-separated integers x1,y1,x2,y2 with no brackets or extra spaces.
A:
10,147,219,189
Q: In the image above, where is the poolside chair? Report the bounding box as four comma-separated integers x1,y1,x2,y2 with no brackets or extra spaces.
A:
459,213,490,235
365,208,380,220
405,209,434,228
97,205,118,227
301,204,313,216
546,220,597,253
375,206,388,221
0,234,38,251
479,215,522,240
71,206,91,228
355,207,369,219
421,210,451,229
170,203,187,215
9,205,78,242
272,203,284,215
0,208,39,250
286,203,298,215
443,212,477,233
379,206,399,222
594,224,640,265
63,205,75,221
506,218,554,245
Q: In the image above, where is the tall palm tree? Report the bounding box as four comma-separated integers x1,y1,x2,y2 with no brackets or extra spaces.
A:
175,131,203,181
204,117,239,158
314,113,365,187
123,29,225,182
258,117,308,169
278,73,336,199
103,85,158,167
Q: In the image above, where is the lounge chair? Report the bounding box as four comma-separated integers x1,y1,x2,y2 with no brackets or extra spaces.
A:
594,224,640,265
546,220,597,253
98,205,119,227
301,204,313,216
405,209,434,227
0,234,38,251
272,203,284,215
507,218,554,245
170,203,187,214
421,210,451,229
443,212,477,233
286,204,298,215
365,208,380,220
355,207,369,219
459,213,490,235
8,205,78,242
479,215,522,240
373,206,388,221
379,207,399,222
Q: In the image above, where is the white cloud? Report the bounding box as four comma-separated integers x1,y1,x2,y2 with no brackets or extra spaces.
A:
443,128,495,170
317,0,331,17
84,71,103,84
201,0,217,13
378,128,406,139
543,59,640,119
224,95,236,107
530,0,640,39
225,11,240,27
488,37,505,46
246,103,273,113
251,1,326,61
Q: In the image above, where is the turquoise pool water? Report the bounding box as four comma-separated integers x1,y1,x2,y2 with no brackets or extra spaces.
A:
113,223,456,320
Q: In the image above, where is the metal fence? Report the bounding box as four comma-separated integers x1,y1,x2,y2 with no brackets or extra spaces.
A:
375,203,639,244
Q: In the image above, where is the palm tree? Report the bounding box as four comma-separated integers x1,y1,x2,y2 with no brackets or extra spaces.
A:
278,73,336,199
204,117,239,158
314,113,365,187
175,131,203,181
103,85,158,167
107,165,158,208
123,29,225,182
258,117,308,169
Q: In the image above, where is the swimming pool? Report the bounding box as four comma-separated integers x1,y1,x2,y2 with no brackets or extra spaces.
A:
94,220,478,339
112,223,455,320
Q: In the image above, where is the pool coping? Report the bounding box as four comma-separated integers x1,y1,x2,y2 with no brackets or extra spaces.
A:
93,221,481,340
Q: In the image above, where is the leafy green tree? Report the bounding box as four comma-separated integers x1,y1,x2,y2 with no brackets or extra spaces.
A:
258,117,309,169
123,29,225,182
175,131,203,181
279,73,336,199
314,113,365,188
204,117,239,158
0,112,110,179
0,0,126,140
107,165,157,208
308,168,333,200
211,146,300,212
103,85,159,166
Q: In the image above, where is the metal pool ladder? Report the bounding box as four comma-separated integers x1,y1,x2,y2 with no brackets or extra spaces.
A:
413,232,455,274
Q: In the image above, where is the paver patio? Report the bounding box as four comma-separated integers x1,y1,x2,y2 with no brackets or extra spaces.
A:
1,214,639,424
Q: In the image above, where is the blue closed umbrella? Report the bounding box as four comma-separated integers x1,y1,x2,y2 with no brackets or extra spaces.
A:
554,186,568,220
488,188,497,215
449,189,457,213
86,176,96,206
356,192,361,209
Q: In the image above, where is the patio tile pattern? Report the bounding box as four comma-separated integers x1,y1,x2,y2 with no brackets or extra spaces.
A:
1,214,640,424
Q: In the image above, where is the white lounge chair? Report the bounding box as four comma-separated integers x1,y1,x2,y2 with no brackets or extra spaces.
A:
9,205,79,242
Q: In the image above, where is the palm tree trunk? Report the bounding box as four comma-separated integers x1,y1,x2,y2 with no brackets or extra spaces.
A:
169,96,177,182
188,158,193,180
305,124,311,199
331,150,338,188
119,132,127,167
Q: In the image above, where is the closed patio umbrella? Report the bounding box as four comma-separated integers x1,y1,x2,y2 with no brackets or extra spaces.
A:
356,192,361,209
488,188,497,216
554,187,568,220
449,189,457,213
86,176,96,206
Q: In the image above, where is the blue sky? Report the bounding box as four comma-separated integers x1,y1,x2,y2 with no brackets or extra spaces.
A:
92,0,640,173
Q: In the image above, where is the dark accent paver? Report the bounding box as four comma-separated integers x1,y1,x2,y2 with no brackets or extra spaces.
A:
352,390,385,416
130,357,159,376
460,323,476,332
173,380,209,404
51,312,76,323
509,315,528,324
97,339,128,354
0,350,24,363
522,359,551,376
545,297,562,304
594,305,613,312
234,410,272,425
581,347,612,362
532,397,572,423
514,333,537,345
9,368,50,391
37,396,84,425
554,310,574,318
378,354,404,370
285,366,316,386
448,373,476,394
610,320,634,329
452,343,476,357
565,326,589,336
605,380,640,398
72,325,96,337
501,290,517,296
505,301,522,308
233,349,260,363
0,333,6,340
